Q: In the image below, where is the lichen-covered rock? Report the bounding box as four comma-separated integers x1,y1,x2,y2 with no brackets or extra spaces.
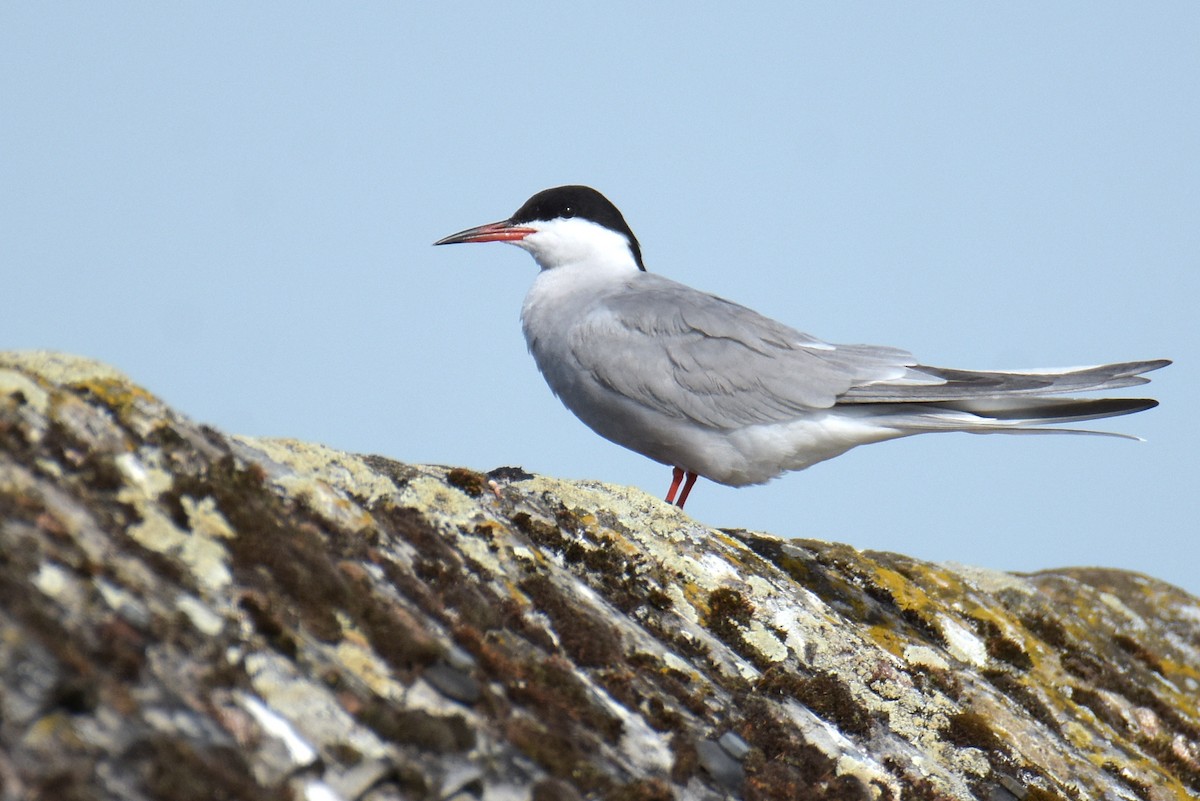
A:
1,350,1197,801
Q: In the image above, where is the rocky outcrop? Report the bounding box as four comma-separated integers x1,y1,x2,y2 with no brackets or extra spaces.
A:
1,351,1197,801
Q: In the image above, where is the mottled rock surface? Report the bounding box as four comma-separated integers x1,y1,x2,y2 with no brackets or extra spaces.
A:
1,351,1198,801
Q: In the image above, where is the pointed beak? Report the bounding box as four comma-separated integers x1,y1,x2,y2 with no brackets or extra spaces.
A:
434,220,536,246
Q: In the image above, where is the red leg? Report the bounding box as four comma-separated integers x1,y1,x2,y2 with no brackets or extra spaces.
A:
675,471,699,508
665,466,684,504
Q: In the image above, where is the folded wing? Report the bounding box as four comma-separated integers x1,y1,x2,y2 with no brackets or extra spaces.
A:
568,276,914,428
568,274,1168,431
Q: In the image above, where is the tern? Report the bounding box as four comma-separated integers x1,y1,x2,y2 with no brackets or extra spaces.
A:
435,185,1167,509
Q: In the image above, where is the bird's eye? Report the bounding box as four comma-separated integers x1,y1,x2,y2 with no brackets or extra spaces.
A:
562,206,575,218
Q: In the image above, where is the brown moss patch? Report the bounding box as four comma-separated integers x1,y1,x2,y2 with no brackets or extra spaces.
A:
985,634,1033,671
445,467,486,497
882,757,961,801
1019,612,1069,650
237,590,299,660
509,508,673,614
943,710,1009,755
126,737,289,801
741,536,866,620
532,778,583,801
756,667,874,736
982,669,1060,735
744,761,872,801
506,716,613,795
518,573,624,668
1069,685,1125,732
898,607,948,648
970,616,1033,671
1061,649,1200,740
371,503,502,633
704,586,771,669
1101,761,1153,801
1023,786,1071,801
1112,633,1165,675
627,651,710,718
909,662,964,701
491,650,624,745
1140,733,1200,792
594,665,684,733
608,778,675,801
171,457,348,642
669,733,700,784
355,698,474,753
734,696,877,800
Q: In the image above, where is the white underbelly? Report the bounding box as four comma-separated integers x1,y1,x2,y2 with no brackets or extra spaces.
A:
541,363,901,486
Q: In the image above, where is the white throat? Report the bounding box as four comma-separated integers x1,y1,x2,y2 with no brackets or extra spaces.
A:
512,217,641,275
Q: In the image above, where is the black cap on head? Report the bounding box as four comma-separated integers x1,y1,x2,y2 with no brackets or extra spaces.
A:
510,185,645,271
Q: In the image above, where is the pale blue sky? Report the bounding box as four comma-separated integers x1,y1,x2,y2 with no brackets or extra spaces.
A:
3,5,1197,594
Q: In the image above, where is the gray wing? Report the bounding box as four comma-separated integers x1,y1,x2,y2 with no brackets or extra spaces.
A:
567,275,918,429
567,275,1170,430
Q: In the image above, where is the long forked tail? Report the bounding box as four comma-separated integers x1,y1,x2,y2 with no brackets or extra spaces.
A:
845,359,1169,438
843,359,1170,402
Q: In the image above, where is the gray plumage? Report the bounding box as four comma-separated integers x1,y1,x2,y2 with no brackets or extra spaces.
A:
561,273,1164,433
437,184,1167,504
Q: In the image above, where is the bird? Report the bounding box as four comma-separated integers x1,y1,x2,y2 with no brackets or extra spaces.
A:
434,185,1167,509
